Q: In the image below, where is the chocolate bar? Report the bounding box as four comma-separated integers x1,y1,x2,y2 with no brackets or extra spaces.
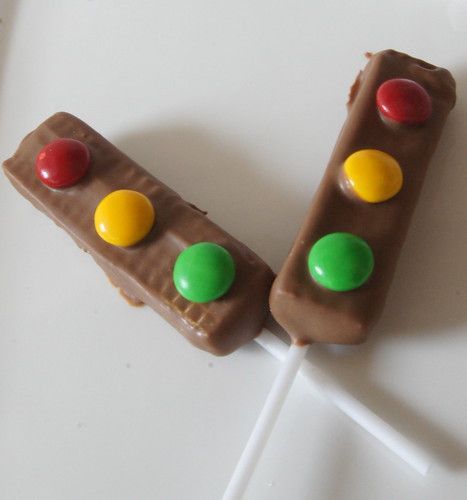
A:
3,112,274,355
269,50,456,345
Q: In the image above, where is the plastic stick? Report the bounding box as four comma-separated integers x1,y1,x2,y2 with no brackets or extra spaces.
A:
255,329,433,475
223,344,309,500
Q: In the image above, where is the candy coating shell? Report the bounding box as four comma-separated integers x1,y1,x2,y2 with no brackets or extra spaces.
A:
376,78,432,124
343,149,403,203
308,232,374,292
173,242,236,303
35,138,90,188
94,190,155,247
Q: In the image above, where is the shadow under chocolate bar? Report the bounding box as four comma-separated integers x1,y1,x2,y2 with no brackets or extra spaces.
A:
3,112,274,355
270,50,456,345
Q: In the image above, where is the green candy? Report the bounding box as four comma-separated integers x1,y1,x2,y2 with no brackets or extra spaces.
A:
173,242,236,303
308,232,374,292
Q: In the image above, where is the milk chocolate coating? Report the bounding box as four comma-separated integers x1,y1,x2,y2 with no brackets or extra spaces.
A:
3,112,274,355
270,50,456,345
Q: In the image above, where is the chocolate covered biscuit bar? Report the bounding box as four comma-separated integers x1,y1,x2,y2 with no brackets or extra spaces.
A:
3,112,274,355
270,50,456,345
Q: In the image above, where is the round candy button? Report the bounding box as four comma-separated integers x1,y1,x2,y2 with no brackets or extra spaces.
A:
308,232,374,292
173,242,236,303
376,78,432,124
35,138,90,188
94,190,155,247
343,149,403,203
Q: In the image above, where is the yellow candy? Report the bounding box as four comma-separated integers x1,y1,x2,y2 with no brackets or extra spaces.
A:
343,149,403,203
94,190,155,247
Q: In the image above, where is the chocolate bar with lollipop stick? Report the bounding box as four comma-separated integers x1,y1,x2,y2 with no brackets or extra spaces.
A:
3,112,274,356
224,50,456,499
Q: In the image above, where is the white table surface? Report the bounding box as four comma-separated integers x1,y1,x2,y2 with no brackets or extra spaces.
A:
1,1,467,499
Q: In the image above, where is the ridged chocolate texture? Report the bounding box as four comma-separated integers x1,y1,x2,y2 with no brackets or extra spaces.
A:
3,112,274,355
270,50,456,345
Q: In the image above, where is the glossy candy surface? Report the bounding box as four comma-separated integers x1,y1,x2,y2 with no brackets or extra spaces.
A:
308,232,374,292
173,242,236,303
94,189,155,247
376,78,432,124
343,149,403,203
35,138,90,188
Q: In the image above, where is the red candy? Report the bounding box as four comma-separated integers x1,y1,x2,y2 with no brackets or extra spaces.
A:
376,78,432,124
35,138,90,188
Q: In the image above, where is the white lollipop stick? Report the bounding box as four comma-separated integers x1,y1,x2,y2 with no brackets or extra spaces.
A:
224,330,433,499
223,344,309,500
255,329,433,475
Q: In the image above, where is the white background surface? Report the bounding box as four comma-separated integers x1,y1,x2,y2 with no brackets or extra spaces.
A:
1,1,467,499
